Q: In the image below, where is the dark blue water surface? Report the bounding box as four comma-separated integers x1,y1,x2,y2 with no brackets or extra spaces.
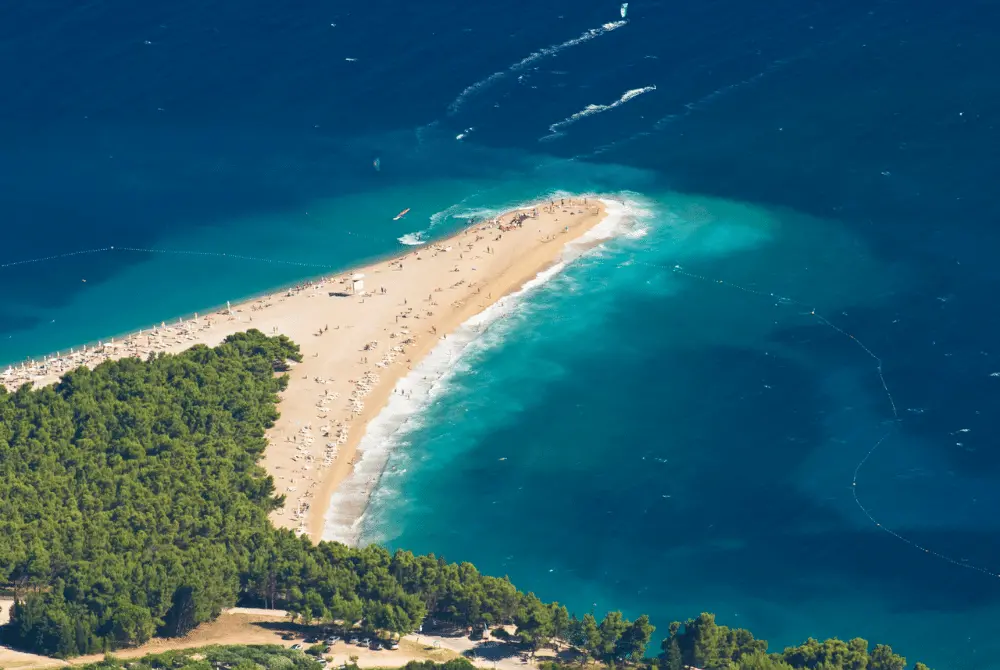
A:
4,0,1000,667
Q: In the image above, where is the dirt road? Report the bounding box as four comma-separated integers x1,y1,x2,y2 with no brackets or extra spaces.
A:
0,609,546,670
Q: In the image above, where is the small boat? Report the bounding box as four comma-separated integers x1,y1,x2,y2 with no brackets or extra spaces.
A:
621,2,628,18
393,208,411,221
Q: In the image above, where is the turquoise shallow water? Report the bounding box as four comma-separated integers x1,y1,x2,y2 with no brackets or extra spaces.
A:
354,192,1000,669
0,131,650,364
6,0,1000,667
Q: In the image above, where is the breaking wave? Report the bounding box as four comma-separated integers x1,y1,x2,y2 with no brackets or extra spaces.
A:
397,233,426,246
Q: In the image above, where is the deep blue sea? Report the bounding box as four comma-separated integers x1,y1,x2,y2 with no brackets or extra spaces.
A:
4,1,1000,667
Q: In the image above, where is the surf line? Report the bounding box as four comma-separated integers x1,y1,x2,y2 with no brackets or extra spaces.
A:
631,258,1000,581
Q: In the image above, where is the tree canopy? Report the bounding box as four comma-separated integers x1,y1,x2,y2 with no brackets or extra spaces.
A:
74,645,476,670
0,331,934,670
1,331,301,655
77,645,323,670
0,332,576,656
658,613,919,670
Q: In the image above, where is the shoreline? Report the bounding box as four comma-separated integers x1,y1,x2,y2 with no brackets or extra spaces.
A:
1,244,413,372
304,196,613,540
318,205,621,544
1,195,613,541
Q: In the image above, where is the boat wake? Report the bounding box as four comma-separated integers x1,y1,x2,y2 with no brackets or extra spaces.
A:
446,20,628,116
583,55,794,158
580,4,883,159
541,86,656,141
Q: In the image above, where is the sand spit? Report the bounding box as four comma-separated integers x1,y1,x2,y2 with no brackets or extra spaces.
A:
1,197,608,540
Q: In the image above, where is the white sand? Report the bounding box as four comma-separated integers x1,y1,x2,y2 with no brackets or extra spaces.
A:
1,198,608,539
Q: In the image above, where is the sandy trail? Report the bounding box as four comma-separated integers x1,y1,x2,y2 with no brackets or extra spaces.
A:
0,608,551,670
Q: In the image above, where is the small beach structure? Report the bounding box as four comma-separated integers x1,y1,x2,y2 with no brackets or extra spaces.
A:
351,273,365,295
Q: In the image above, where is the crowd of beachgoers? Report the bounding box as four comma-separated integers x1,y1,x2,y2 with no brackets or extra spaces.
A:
1,198,604,542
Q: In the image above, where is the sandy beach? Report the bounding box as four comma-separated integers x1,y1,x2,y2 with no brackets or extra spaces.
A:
1,197,609,541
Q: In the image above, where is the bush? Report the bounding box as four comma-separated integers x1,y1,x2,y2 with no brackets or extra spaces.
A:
305,644,326,658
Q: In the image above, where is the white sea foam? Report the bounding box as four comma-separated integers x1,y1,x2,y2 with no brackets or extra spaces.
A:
449,206,500,222
542,86,656,141
323,194,647,546
407,204,501,242
323,260,568,546
573,196,652,249
397,233,426,246
446,20,628,115
427,205,459,228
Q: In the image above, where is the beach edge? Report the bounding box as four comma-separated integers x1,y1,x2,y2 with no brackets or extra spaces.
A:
309,197,617,543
